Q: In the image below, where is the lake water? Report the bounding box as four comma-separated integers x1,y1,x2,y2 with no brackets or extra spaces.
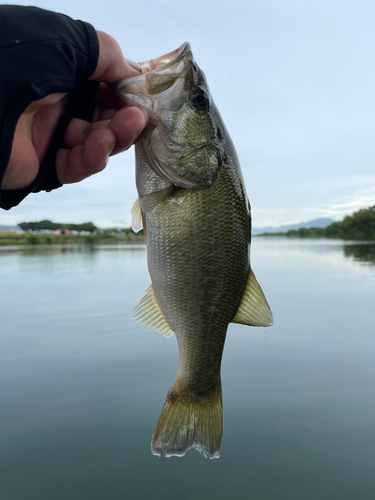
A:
1,238,374,500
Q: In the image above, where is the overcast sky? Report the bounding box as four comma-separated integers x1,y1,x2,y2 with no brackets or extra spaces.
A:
2,0,375,228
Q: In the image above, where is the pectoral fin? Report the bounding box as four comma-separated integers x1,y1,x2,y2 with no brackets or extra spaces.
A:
232,269,273,327
139,186,175,213
132,285,174,338
131,198,143,233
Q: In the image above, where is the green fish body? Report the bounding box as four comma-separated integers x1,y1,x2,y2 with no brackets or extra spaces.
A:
113,43,273,459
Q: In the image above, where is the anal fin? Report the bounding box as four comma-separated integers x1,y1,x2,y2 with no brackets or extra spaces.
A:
232,269,273,327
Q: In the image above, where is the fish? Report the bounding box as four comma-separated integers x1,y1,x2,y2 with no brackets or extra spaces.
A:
113,42,273,459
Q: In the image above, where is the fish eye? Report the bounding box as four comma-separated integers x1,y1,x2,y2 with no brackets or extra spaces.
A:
190,87,210,112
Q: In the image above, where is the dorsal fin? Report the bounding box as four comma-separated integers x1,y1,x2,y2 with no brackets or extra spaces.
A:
232,269,273,327
132,285,174,338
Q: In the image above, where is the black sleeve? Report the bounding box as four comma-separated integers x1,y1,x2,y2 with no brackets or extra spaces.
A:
0,5,100,210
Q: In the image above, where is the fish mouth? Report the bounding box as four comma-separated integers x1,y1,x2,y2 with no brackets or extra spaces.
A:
138,42,191,74
111,42,192,104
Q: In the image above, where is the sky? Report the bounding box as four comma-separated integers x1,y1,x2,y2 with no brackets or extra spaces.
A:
1,0,375,228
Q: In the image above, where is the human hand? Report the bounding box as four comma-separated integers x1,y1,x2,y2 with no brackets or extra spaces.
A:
1,30,148,191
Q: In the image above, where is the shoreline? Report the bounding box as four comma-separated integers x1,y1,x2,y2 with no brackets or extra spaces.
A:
0,231,144,246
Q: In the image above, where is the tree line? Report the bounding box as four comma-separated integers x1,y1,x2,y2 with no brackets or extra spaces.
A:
18,220,139,236
260,205,375,240
19,220,98,233
325,205,375,240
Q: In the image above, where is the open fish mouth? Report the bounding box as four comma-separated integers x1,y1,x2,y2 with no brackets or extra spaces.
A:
111,42,193,107
138,42,191,74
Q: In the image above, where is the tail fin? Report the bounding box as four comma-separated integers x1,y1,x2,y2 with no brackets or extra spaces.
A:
151,385,223,459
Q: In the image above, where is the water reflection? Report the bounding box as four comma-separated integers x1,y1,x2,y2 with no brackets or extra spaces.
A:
0,243,145,257
1,239,375,500
343,243,375,264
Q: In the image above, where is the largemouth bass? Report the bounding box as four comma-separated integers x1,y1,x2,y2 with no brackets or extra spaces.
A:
114,43,273,459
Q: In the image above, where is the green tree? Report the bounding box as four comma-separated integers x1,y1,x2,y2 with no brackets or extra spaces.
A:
297,227,309,237
77,222,97,233
325,206,375,240
325,221,343,238
19,220,98,233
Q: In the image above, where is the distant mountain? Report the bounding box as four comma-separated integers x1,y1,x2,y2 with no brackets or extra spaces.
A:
252,218,334,236
0,224,21,232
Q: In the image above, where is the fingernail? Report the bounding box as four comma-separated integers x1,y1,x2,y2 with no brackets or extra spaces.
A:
125,58,142,73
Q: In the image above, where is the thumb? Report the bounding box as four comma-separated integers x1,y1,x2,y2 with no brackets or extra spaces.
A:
89,30,141,83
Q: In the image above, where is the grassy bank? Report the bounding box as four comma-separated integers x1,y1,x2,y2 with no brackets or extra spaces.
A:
0,231,145,246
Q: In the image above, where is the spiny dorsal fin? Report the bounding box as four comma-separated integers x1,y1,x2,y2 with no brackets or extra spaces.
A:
139,186,175,214
232,269,273,327
131,198,143,233
132,285,174,337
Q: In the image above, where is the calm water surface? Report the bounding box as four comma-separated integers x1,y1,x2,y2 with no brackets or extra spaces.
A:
1,238,374,500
